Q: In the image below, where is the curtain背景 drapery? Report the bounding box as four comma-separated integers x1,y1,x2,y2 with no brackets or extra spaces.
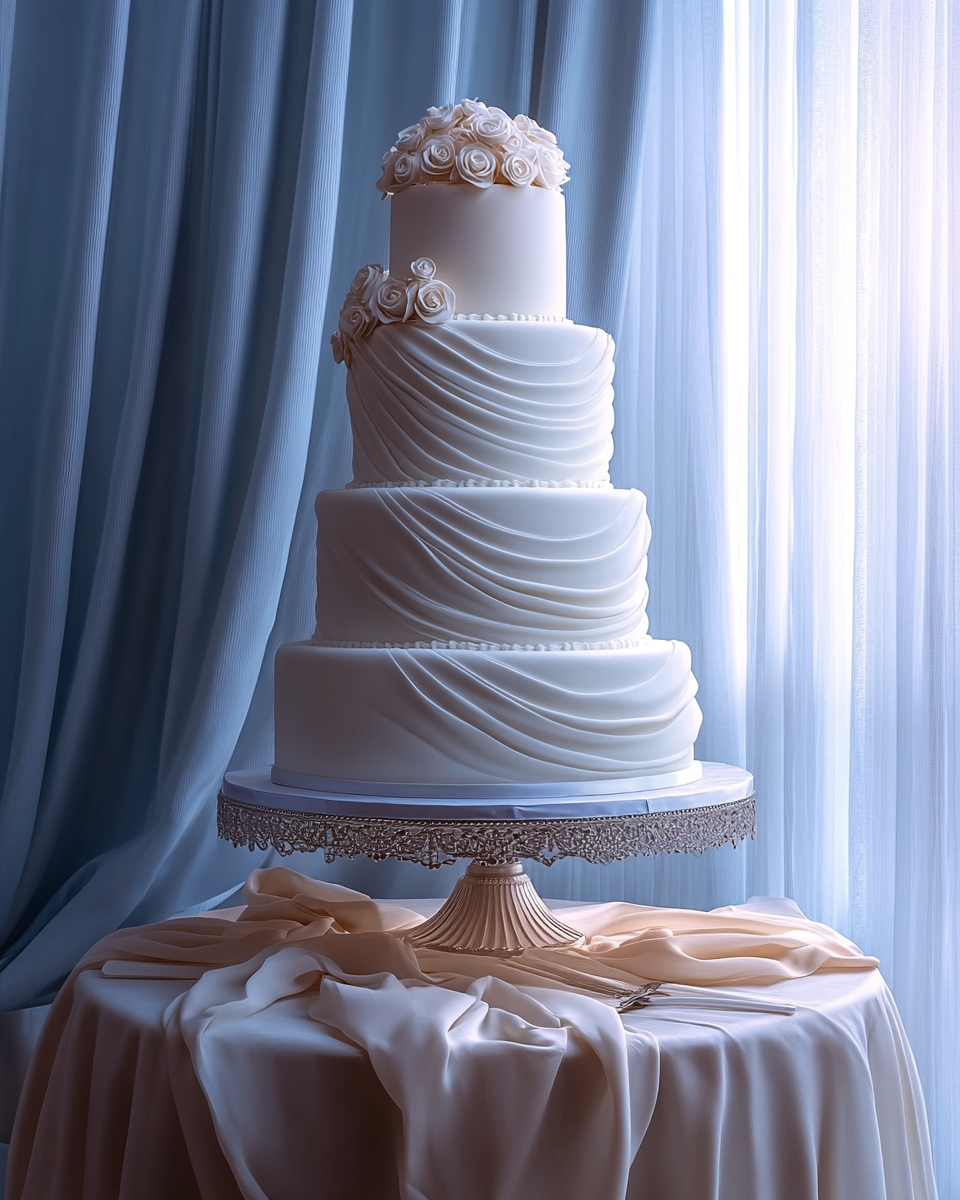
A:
567,0,956,1192
0,0,655,1019
0,0,956,1191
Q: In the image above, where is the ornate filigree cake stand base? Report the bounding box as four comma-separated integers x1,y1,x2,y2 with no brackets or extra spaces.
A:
218,763,755,955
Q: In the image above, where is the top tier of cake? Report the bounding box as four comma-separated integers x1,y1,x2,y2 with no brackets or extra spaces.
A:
390,184,566,319
375,99,570,319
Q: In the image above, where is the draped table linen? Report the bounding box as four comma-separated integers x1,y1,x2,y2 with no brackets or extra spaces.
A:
6,869,936,1200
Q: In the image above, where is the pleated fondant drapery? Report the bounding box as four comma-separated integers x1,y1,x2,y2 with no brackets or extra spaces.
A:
0,0,956,1189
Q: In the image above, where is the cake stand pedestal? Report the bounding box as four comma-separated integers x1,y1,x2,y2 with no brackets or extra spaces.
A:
218,763,755,955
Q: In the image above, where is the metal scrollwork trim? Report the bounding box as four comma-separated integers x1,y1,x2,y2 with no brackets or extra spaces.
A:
217,791,756,869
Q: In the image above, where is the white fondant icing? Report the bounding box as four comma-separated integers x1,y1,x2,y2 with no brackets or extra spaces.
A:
347,479,613,490
311,638,650,651
346,321,614,486
277,105,704,799
313,487,651,646
451,313,570,322
390,184,566,318
274,642,703,786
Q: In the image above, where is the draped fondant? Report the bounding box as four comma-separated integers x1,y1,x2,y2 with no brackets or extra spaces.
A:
314,487,651,647
275,642,702,786
346,321,615,486
274,104,703,795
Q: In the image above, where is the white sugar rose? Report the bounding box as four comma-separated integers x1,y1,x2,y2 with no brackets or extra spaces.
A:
409,257,436,281
459,98,487,118
395,122,425,152
349,263,385,303
424,104,458,133
420,135,457,177
330,330,346,364
414,278,456,324
501,150,537,186
464,106,514,147
535,146,569,189
339,301,374,340
375,153,396,195
514,114,559,147
372,276,414,323
390,151,420,191
455,143,498,188
451,125,480,147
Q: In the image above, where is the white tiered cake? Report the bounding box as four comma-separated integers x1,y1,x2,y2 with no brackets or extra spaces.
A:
273,101,703,798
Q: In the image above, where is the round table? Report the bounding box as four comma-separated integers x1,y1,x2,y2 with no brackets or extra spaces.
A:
7,901,936,1200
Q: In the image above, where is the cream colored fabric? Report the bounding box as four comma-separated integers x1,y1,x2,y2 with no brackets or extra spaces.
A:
9,966,937,1200
169,943,656,1200
8,868,882,1200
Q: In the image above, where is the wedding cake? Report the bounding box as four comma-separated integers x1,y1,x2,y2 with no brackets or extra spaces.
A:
273,101,703,798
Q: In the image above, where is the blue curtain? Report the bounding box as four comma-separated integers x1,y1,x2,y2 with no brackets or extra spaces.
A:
0,0,956,1190
0,0,655,1007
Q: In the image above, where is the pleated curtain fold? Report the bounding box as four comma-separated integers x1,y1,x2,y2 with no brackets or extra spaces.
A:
0,0,656,1006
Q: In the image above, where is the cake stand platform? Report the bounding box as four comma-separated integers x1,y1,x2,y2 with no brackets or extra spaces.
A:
218,762,754,955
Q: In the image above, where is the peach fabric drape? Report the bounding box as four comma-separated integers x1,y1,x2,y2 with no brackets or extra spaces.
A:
8,867,878,1200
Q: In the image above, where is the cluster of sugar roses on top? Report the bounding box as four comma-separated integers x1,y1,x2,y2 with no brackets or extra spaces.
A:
376,100,570,196
331,258,455,366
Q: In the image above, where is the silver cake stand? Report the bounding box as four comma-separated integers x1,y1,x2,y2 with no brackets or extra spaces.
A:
219,763,754,955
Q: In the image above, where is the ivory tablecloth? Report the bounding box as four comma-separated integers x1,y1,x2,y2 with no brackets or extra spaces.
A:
6,870,938,1200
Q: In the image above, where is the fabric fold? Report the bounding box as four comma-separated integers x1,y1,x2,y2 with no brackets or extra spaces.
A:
7,867,879,1200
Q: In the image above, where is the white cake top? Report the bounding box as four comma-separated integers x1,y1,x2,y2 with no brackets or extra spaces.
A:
376,100,570,197
331,100,573,364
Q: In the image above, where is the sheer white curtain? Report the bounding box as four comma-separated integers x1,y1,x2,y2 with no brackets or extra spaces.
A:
733,2,957,1189
537,0,957,1189
584,0,958,1191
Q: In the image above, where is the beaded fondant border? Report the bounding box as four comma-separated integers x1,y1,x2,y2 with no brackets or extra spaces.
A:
217,792,756,869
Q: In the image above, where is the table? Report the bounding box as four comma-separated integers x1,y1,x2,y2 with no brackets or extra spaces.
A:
6,899,936,1200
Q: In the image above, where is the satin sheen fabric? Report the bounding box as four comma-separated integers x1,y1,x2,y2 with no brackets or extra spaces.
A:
8,966,936,1200
7,868,900,1200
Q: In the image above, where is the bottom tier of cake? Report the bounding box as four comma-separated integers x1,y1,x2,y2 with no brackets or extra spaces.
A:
274,640,702,789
